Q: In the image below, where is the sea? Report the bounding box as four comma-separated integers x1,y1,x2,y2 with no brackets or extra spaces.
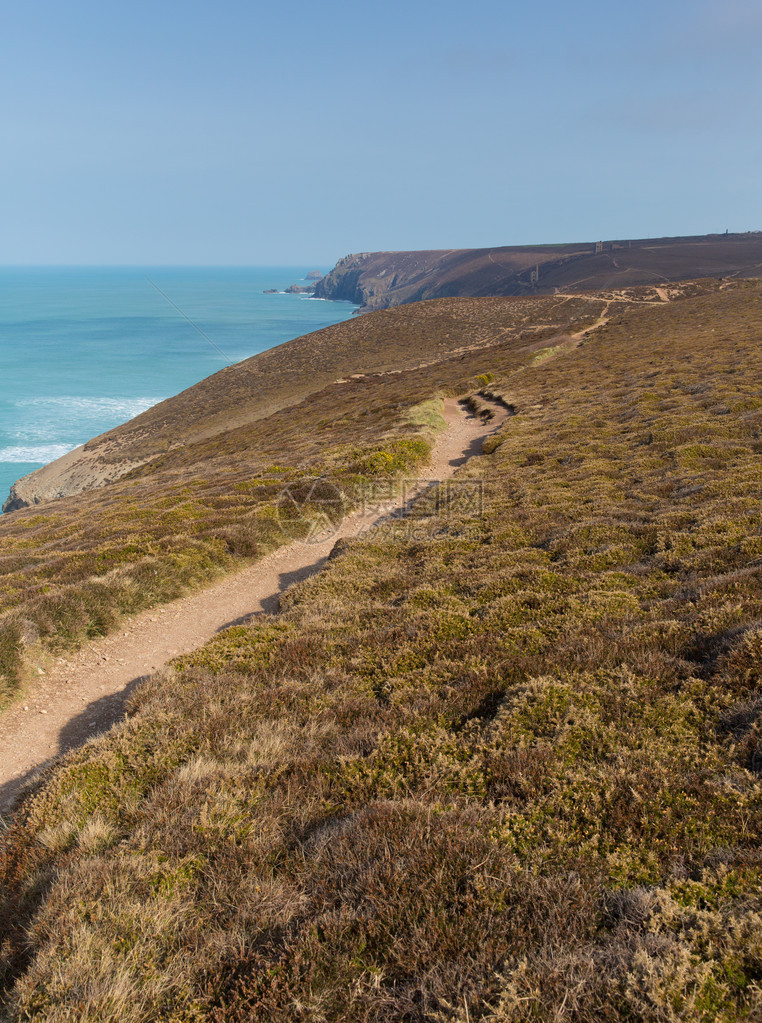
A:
0,267,355,510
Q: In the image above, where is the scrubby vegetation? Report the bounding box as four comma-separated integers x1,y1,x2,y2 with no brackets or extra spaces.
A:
68,292,607,466
0,293,608,704
2,279,762,1020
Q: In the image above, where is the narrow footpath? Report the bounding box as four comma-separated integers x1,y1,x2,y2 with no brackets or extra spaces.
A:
0,399,509,812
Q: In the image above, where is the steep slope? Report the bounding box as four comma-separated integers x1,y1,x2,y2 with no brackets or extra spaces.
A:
3,292,607,511
0,399,510,811
315,232,762,310
2,279,762,1021
7,235,762,512
0,289,617,706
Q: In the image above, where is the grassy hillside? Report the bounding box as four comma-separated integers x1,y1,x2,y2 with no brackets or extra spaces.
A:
0,293,608,706
2,279,762,1020
5,291,607,515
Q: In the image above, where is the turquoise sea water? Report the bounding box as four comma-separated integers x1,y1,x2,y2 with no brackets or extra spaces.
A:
0,267,355,509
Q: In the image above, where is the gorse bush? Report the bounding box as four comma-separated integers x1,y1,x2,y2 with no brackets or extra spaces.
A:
350,438,431,477
1,279,762,1020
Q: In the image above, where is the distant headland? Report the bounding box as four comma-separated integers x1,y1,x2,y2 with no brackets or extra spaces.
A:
313,231,762,312
263,270,324,295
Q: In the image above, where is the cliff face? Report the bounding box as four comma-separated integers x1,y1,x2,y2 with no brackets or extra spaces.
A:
313,250,459,308
315,233,762,312
2,446,146,513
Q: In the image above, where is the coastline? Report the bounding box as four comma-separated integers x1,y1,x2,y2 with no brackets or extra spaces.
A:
0,267,356,512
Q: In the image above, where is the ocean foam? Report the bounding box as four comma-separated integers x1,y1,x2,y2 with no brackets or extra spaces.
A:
14,396,165,420
0,268,358,510
0,398,165,467
0,444,76,463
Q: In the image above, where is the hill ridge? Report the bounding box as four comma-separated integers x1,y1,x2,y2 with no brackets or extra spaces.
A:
2,277,762,1019
314,231,762,310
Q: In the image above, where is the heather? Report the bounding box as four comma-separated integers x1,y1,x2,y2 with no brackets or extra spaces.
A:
0,293,604,705
1,280,761,1020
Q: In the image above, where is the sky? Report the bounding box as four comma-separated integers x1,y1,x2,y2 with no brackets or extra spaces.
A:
1,0,760,265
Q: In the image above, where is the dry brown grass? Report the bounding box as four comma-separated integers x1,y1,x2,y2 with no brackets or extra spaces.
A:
79,292,607,465
0,292,611,705
1,279,762,1021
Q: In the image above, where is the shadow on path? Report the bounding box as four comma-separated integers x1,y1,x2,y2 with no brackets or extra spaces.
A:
0,399,513,816
0,675,146,815
215,555,330,631
450,432,486,466
1,554,333,815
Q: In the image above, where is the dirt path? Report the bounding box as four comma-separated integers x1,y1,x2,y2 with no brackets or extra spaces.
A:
571,300,613,342
0,399,508,812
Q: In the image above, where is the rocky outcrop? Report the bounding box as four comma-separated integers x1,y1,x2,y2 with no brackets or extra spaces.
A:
2,445,148,513
312,246,600,310
315,233,762,312
2,487,30,514
313,251,459,309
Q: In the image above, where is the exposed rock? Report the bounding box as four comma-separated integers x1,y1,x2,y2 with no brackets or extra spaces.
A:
284,284,315,294
305,271,323,281
314,233,762,312
262,288,279,294
3,445,148,513
2,488,29,514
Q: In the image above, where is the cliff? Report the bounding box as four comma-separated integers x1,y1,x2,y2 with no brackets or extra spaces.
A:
315,232,762,311
5,228,762,511
3,446,144,513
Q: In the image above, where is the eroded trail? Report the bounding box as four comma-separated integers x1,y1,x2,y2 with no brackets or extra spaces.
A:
0,399,509,812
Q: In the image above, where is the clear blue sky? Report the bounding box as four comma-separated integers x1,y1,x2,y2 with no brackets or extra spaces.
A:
2,0,760,264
